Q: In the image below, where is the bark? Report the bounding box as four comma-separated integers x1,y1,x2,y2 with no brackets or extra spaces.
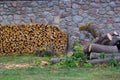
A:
88,56,120,64
89,43,118,53
108,36,120,45
95,33,112,45
90,52,120,59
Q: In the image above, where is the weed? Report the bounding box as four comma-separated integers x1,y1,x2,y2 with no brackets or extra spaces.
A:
99,52,105,59
56,45,88,68
109,54,119,67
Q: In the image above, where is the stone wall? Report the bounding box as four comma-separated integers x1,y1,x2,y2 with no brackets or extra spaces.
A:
0,0,120,48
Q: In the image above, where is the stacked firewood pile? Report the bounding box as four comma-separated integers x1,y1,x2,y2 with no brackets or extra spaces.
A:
83,31,120,64
0,23,67,56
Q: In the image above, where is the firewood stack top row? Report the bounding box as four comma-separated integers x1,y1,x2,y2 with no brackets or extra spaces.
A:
0,23,68,56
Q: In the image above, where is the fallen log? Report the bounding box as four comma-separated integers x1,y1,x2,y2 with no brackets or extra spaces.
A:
83,43,119,59
89,43,118,53
90,52,120,59
88,56,120,64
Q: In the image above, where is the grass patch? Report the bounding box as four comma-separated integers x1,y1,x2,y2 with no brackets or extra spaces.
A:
0,54,120,80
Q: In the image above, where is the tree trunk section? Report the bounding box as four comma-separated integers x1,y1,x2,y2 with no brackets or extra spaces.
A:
90,52,120,59
89,43,118,53
108,36,120,45
88,56,120,64
95,33,112,45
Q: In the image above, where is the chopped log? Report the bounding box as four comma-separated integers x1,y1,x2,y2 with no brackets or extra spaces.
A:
90,52,120,59
0,24,68,56
83,44,91,58
109,31,119,36
95,33,112,45
116,41,120,52
89,43,119,53
88,56,120,64
108,36,120,45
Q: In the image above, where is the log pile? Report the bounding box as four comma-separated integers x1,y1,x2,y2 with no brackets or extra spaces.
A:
0,23,68,56
83,31,120,64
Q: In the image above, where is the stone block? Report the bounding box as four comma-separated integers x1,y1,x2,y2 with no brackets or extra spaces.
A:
114,17,120,23
73,15,83,23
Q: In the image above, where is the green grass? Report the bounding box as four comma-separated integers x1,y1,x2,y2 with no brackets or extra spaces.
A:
0,54,120,80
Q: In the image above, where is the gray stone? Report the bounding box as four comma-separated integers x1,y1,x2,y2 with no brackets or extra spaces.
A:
14,15,21,20
81,13,88,18
14,20,21,24
79,32,85,40
72,3,79,9
31,2,38,7
6,2,12,7
90,3,100,8
3,15,7,19
48,2,54,7
88,16,96,20
25,7,32,13
4,4,8,8
73,15,83,23
72,9,79,15
7,15,13,20
24,19,31,23
65,16,72,21
116,7,120,11
98,10,106,15
107,24,114,29
109,1,116,7
106,6,111,11
82,18,90,24
2,20,9,24
0,16,2,21
107,11,114,15
78,0,85,5
101,3,108,8
65,8,71,12
46,13,53,22
114,17,120,23
28,13,35,17
0,12,6,15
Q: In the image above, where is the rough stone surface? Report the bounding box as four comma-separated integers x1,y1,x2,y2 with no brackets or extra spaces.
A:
73,15,83,23
0,1,120,50
114,17,120,23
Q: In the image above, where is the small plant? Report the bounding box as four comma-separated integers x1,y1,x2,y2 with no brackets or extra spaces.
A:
109,54,119,67
83,63,93,68
56,45,88,68
99,52,105,59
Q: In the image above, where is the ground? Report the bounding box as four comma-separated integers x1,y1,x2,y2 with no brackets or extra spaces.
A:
0,54,120,80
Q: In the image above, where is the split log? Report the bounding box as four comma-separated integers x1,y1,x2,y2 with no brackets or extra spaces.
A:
83,44,91,58
94,31,119,45
109,31,119,36
88,56,120,64
95,33,112,45
90,52,120,59
108,36,120,45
